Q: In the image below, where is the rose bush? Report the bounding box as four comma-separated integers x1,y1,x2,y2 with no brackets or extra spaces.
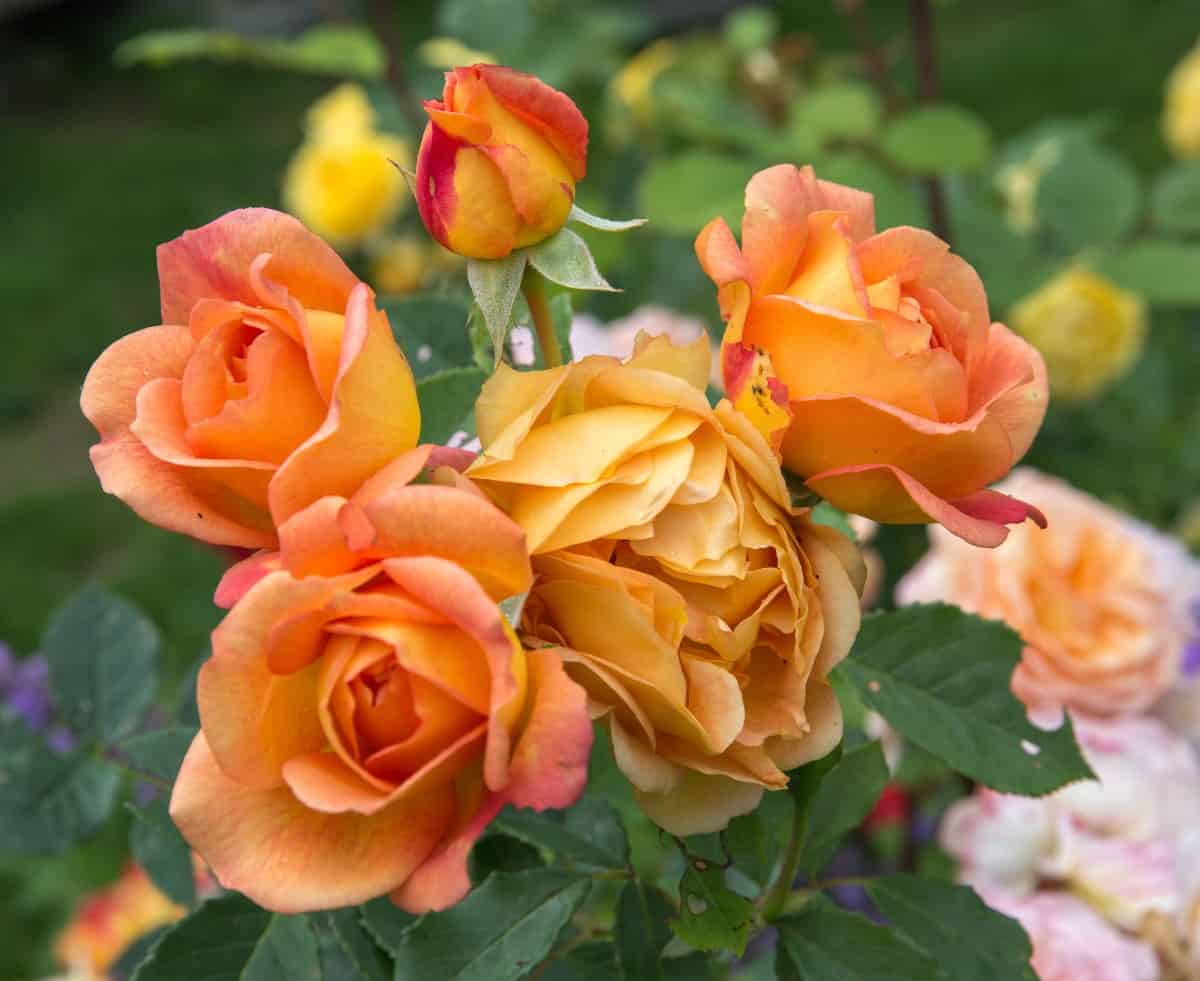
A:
415,64,588,258
696,164,1049,546
81,208,420,548
468,335,863,834
170,446,592,913
898,468,1200,720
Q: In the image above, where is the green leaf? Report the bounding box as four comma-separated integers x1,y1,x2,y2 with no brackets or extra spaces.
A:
662,953,722,980
569,204,647,232
775,896,941,980
792,82,882,144
470,833,546,880
1036,139,1140,252
467,254,527,368
800,741,889,876
116,24,386,78
315,909,391,981
548,293,575,365
671,864,754,956
526,228,616,292
539,941,616,981
417,367,486,446
1152,162,1200,234
832,605,1093,795
723,4,778,52
615,880,674,981
43,586,159,742
722,810,773,887
1095,240,1200,306
809,501,856,543
128,799,195,906
881,105,991,174
132,894,320,981
382,296,472,380
867,875,1038,981
787,744,842,808
358,898,418,956
494,796,629,870
637,153,750,236
117,725,196,783
0,711,121,852
390,869,590,981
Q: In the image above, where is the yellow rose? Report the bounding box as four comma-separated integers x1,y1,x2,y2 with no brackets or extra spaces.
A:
283,84,411,248
370,236,434,295
1165,41,1200,158
468,335,864,834
1011,267,1147,401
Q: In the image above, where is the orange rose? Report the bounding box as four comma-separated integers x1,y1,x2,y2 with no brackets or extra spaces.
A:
696,165,1049,547
81,208,420,549
170,446,592,913
468,336,864,834
415,64,588,259
898,469,1200,721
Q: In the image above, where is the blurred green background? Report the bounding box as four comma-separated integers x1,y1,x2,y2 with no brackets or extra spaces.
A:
2,0,1199,976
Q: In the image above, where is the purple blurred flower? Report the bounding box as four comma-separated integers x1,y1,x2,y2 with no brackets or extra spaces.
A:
0,642,74,751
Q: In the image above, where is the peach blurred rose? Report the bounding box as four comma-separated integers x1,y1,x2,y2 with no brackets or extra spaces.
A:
416,64,588,259
980,889,1159,981
468,335,864,834
696,164,1049,547
943,714,1200,932
55,864,183,980
899,469,1200,720
170,446,591,913
81,209,421,549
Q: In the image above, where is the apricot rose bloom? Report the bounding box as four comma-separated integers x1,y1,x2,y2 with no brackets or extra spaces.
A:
81,209,420,549
696,164,1049,547
468,336,864,834
170,446,592,913
898,469,1200,721
415,64,588,259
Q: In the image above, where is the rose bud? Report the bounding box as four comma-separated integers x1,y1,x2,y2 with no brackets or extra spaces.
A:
415,64,588,259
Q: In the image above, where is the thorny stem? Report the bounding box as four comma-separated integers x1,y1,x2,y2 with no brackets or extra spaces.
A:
522,271,564,369
908,0,953,244
761,797,809,921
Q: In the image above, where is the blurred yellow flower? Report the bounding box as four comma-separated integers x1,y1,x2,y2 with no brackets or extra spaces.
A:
611,39,679,125
369,236,433,294
304,81,376,146
1011,267,1147,401
417,36,495,69
55,865,183,980
1165,41,1200,158
283,83,411,248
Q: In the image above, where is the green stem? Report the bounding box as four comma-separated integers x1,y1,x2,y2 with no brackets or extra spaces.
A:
762,798,809,921
522,270,563,368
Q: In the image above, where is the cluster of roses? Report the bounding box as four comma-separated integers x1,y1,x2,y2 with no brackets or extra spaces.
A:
894,469,1200,977
80,65,1048,915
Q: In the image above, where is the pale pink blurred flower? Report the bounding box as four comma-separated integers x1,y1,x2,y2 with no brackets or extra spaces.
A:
943,714,1200,933
898,468,1200,721
981,889,1159,981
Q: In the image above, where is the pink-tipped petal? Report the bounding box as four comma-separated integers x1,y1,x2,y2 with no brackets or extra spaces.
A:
171,734,454,913
157,208,359,325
